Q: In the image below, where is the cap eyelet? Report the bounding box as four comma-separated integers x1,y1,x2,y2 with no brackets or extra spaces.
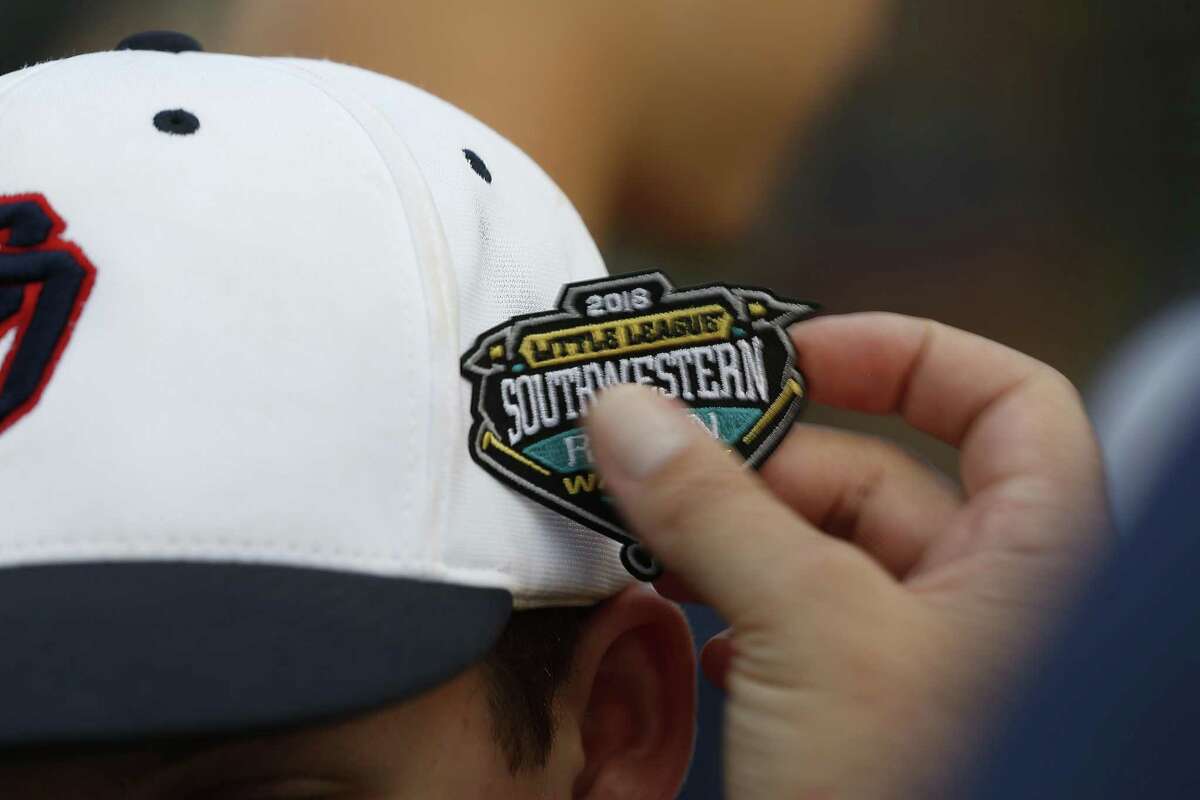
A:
154,109,200,136
463,149,491,183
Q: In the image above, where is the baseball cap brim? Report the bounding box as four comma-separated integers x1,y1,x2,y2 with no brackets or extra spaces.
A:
0,562,511,747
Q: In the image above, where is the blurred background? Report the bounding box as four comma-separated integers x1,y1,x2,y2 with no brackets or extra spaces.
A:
6,1,1196,797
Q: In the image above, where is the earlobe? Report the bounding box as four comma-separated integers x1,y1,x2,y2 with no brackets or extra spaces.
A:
562,585,696,800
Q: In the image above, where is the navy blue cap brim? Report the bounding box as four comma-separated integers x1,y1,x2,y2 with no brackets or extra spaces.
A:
0,562,511,747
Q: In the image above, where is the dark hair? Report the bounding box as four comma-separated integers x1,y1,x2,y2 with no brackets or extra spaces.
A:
481,605,595,773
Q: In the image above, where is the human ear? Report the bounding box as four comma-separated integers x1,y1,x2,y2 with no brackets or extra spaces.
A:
557,585,696,800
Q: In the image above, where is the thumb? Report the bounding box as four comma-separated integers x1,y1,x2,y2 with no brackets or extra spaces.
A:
586,384,860,627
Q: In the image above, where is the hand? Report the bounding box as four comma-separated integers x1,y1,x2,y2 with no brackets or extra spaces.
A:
585,313,1111,799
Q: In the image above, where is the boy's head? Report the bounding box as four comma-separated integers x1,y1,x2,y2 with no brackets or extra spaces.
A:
0,34,695,796
0,594,695,798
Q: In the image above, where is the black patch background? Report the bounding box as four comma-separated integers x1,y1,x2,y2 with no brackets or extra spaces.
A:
461,271,817,560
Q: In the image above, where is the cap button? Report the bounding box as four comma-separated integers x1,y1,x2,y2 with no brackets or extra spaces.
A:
116,31,203,54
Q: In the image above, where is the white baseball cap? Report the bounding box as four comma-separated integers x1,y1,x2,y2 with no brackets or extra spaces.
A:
0,31,633,745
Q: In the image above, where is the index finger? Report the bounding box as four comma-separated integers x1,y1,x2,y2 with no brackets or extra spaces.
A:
790,313,1103,501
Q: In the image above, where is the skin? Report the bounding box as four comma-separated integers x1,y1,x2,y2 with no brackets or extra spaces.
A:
586,313,1112,799
0,588,697,800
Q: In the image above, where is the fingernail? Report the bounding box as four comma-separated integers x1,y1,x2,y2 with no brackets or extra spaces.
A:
589,384,695,480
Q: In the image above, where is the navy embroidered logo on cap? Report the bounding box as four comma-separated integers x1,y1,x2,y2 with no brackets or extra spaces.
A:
0,195,97,437
461,270,817,580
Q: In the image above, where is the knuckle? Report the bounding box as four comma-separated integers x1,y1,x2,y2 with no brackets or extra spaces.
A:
817,439,915,535
1037,365,1084,406
964,489,1063,556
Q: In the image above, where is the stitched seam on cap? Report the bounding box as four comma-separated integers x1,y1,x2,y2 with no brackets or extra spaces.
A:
267,58,461,575
235,56,429,567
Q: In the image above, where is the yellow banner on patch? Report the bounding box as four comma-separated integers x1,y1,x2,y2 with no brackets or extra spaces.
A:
518,304,735,368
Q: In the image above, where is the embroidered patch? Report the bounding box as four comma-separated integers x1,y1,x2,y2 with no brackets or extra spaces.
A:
461,271,816,580
0,194,98,437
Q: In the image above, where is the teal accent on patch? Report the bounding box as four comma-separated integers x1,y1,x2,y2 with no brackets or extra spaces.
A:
511,363,525,373
732,326,745,337
689,406,762,443
523,428,595,473
521,407,763,472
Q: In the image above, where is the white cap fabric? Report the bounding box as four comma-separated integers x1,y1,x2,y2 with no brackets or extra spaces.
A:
0,48,630,606
0,36,630,745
